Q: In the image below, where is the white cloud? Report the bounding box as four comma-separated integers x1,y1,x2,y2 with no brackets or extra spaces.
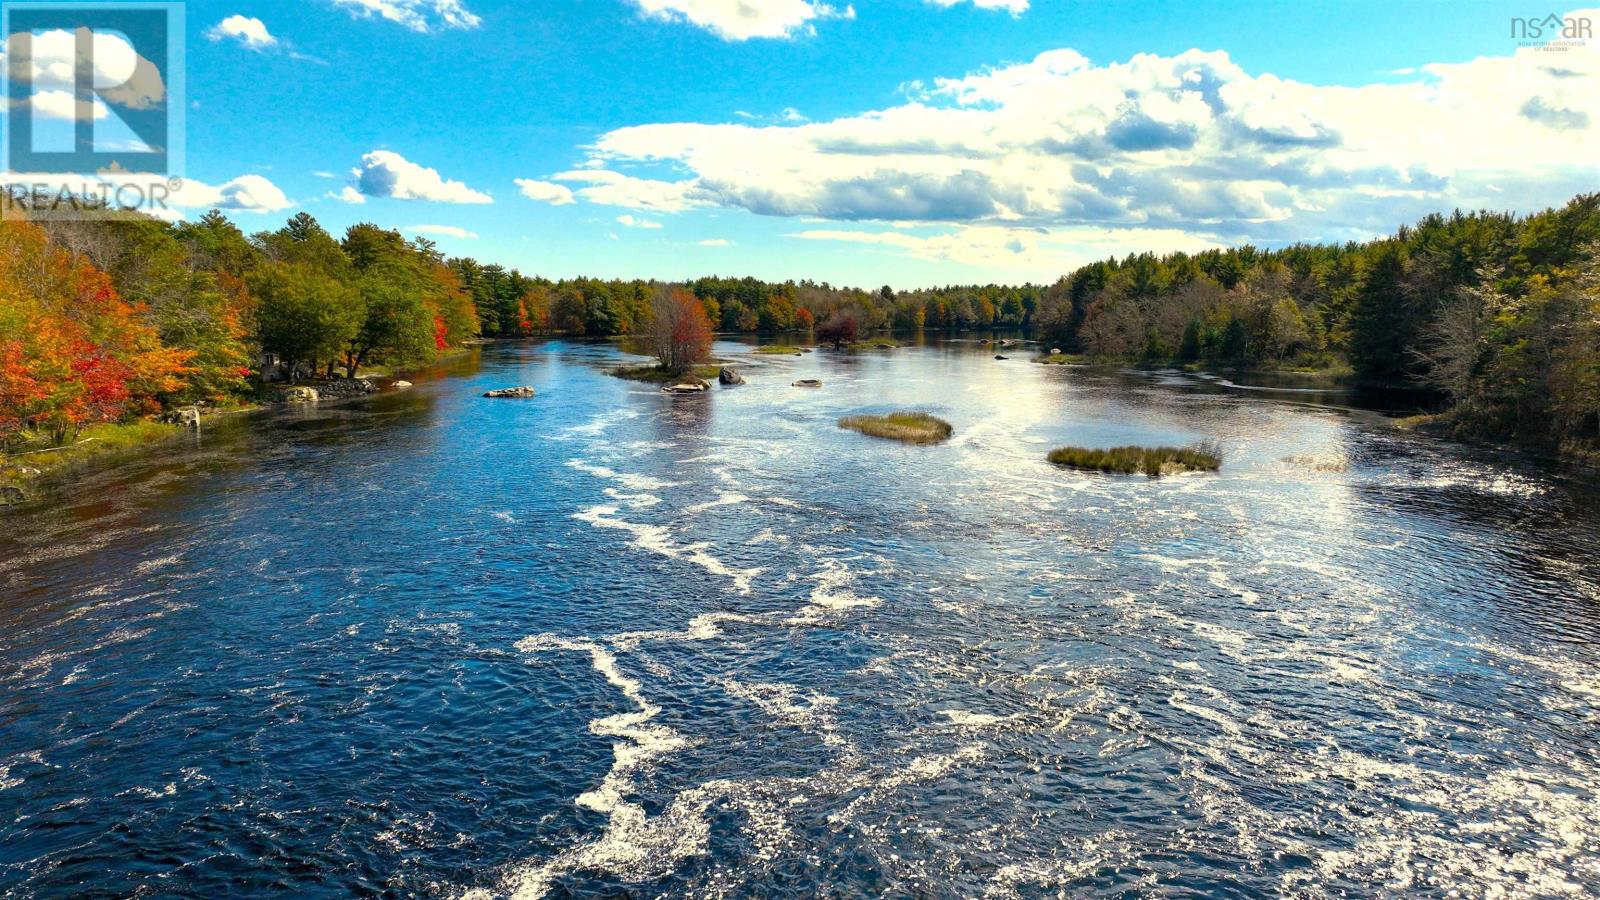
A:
2,29,165,110
206,15,278,50
515,178,576,205
617,214,663,228
627,0,854,41
404,224,478,239
698,238,731,246
331,0,481,33
553,169,707,212
1,171,291,215
26,89,108,120
327,185,367,204
925,0,1028,14
351,150,492,203
577,20,1600,249
172,174,294,213
792,224,1217,277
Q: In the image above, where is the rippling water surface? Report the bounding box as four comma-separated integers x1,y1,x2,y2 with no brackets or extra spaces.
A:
3,338,1599,898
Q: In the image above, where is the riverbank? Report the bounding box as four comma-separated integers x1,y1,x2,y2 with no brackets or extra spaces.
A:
1,421,185,504
1394,410,1600,469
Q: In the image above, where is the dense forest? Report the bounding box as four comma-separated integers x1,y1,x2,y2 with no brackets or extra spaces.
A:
1030,193,1600,458
1,193,1597,460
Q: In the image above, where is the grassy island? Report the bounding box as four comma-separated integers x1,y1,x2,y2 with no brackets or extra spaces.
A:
1048,443,1221,476
839,412,953,444
755,345,806,355
610,363,726,383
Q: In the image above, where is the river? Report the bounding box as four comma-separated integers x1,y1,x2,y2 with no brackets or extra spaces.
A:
2,337,1599,897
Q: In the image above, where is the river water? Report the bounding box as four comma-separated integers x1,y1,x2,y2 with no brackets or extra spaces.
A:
3,338,1599,898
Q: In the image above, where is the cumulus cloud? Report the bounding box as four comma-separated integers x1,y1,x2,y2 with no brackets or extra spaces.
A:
616,214,663,228
404,224,478,238
26,89,109,121
925,0,1028,14
206,15,277,50
627,0,854,41
331,0,481,33
2,29,166,110
172,174,294,213
573,21,1600,252
351,150,492,203
515,178,576,205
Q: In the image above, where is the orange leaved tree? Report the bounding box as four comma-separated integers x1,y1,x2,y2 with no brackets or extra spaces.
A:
0,218,190,446
647,286,713,374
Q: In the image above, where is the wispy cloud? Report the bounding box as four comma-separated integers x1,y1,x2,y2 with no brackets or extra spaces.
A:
330,0,481,33
626,0,854,41
404,224,479,239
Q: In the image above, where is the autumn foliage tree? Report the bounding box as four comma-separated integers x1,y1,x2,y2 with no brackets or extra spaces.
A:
816,311,859,349
0,218,189,446
647,286,712,374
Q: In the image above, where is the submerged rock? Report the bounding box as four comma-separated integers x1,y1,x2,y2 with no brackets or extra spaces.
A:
662,378,711,394
718,367,745,385
793,379,823,388
483,386,537,398
995,355,1010,360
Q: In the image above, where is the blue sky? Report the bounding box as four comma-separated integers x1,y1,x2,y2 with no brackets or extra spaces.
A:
90,1,1600,284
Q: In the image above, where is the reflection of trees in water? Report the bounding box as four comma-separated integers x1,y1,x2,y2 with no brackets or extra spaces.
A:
652,392,714,442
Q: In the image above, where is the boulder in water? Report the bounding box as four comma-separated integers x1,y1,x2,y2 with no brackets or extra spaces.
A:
1050,348,1062,355
718,367,745,385
483,386,537,398
793,378,823,388
995,355,1010,360
392,380,413,390
279,386,319,403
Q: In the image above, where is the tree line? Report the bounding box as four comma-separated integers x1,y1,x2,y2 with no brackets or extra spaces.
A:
1030,194,1600,456
3,196,1596,458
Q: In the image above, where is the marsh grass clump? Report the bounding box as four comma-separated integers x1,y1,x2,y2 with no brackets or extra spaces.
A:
755,345,805,355
839,411,953,445
610,363,725,383
1048,441,1221,476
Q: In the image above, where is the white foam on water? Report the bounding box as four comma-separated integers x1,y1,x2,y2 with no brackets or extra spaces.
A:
565,459,678,493
555,410,640,441
682,492,750,516
488,636,806,900
718,677,848,748
491,511,517,523
0,750,46,791
787,557,882,623
939,710,1016,728
573,505,762,595
601,487,661,509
